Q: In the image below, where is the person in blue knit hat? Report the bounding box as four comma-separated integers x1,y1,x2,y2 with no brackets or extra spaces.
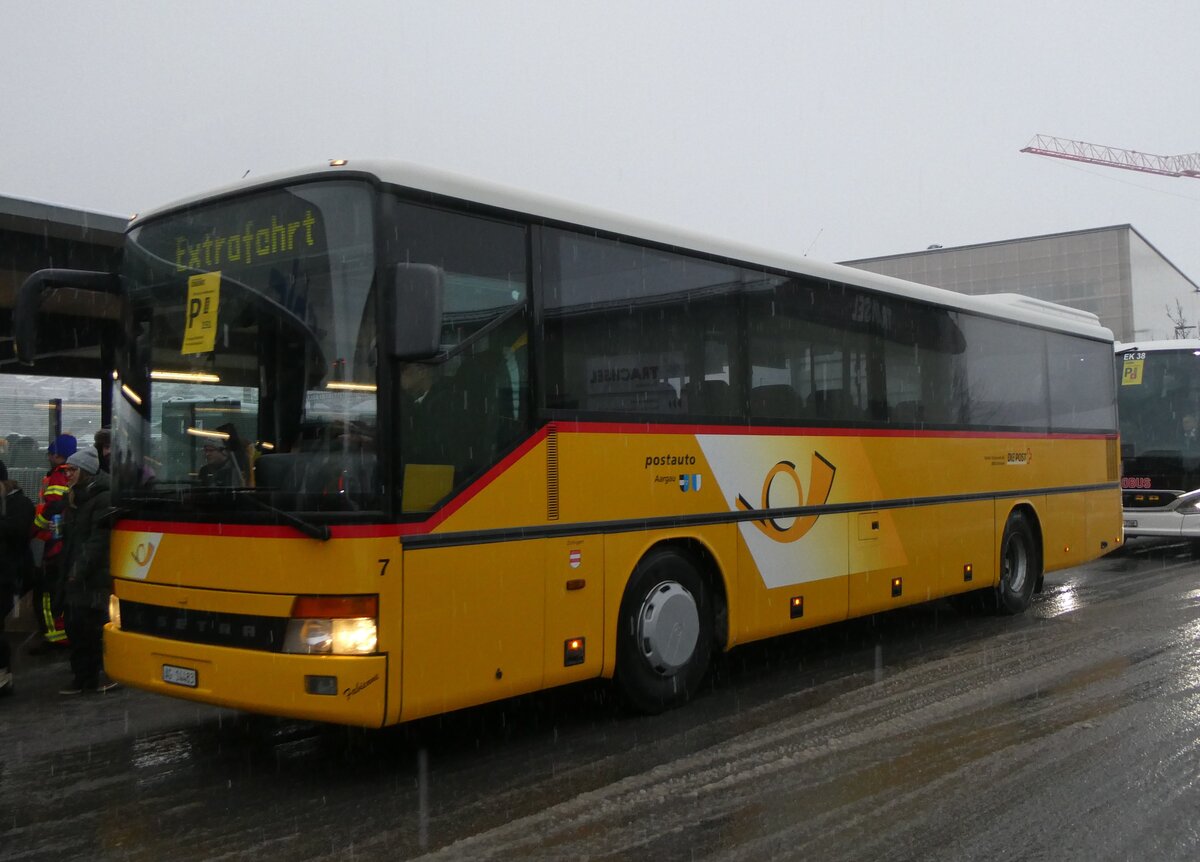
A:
47,434,77,460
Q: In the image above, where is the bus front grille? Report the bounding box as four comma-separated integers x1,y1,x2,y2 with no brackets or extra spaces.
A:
117,600,289,652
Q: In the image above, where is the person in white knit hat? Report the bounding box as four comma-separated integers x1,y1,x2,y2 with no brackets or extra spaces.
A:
58,446,117,695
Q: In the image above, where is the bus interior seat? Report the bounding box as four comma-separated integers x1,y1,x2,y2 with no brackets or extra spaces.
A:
255,448,378,501
635,382,683,412
253,452,299,491
686,379,732,416
750,384,803,420
890,400,924,423
808,388,859,421
255,452,324,494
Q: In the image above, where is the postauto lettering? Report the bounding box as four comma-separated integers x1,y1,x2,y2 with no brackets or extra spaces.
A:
174,210,318,272
644,453,696,469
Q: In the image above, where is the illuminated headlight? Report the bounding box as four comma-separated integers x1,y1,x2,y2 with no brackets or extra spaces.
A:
109,594,122,628
282,595,378,655
283,617,377,654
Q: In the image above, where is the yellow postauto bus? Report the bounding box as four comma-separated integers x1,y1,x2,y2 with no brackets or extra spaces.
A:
15,161,1121,726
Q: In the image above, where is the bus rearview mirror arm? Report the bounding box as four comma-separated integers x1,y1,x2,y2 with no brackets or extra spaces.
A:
14,268,122,365
388,263,443,361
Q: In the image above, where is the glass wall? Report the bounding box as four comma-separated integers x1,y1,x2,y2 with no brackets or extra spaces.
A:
0,374,103,498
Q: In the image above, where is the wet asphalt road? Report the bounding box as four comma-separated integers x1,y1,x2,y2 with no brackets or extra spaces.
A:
3,538,1200,861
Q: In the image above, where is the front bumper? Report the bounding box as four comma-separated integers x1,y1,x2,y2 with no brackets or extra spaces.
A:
105,626,388,727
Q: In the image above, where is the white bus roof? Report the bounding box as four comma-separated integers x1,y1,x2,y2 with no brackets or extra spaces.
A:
1116,339,1200,353
134,160,1113,341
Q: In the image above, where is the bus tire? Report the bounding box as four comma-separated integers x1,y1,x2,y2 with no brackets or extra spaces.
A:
615,548,714,714
994,510,1040,615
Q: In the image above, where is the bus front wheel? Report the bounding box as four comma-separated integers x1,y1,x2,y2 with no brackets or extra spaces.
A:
615,548,714,714
995,511,1040,615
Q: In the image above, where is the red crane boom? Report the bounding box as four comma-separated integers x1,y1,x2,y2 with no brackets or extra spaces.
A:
1021,134,1200,179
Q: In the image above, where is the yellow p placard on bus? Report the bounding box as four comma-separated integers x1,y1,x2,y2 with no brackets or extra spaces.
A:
1121,358,1144,386
182,272,221,355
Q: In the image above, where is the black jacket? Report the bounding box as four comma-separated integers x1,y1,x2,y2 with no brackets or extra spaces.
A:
61,472,112,610
0,481,35,595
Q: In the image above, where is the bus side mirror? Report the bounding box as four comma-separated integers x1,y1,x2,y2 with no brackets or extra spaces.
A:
14,269,122,365
388,263,443,360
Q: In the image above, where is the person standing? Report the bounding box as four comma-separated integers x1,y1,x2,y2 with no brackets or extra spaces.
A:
28,433,76,652
57,446,117,695
0,459,36,696
93,428,112,474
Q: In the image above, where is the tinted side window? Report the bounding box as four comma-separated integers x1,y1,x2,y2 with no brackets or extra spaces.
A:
1048,333,1117,432
745,280,969,427
746,277,873,423
955,316,1049,431
388,200,529,507
878,299,964,426
541,230,742,419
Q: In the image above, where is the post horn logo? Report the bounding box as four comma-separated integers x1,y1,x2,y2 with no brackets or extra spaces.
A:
131,541,156,566
736,453,836,543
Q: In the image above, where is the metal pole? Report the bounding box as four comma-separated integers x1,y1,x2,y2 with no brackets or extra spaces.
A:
48,397,62,442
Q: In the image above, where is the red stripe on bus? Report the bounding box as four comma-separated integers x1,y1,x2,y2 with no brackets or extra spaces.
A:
112,421,1112,540
554,420,1116,440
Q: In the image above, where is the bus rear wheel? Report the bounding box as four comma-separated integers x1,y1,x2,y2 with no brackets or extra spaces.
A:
994,510,1040,614
615,548,713,714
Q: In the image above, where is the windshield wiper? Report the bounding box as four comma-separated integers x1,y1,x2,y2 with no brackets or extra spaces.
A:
118,485,331,540
234,489,331,541
170,485,332,541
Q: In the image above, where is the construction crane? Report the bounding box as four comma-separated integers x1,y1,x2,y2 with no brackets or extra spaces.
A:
1021,134,1200,179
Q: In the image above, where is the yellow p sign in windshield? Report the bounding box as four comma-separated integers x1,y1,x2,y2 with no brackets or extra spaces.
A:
182,272,221,355
1121,358,1144,386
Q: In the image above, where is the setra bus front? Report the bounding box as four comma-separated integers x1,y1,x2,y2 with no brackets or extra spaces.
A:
98,173,435,726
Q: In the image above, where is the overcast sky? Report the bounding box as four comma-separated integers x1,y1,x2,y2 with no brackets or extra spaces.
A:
3,1,1199,283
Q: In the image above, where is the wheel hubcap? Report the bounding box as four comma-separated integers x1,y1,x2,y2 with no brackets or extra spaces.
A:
637,580,699,675
1004,534,1029,594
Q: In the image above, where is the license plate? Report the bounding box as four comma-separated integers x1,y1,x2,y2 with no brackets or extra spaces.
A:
1123,519,1137,529
162,664,198,688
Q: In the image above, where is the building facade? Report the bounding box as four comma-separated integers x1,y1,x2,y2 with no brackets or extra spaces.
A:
842,225,1197,344
0,194,125,496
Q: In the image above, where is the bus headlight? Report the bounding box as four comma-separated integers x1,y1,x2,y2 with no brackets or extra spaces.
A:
282,595,378,655
109,594,121,629
283,618,377,654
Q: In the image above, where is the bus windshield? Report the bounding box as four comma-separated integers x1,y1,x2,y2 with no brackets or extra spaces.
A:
1117,345,1200,493
113,179,380,513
